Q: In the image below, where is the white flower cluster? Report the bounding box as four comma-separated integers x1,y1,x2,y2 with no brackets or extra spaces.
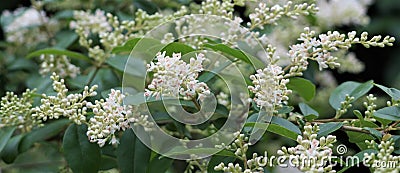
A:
70,9,112,35
248,1,318,29
364,138,400,173
248,65,291,110
39,54,80,78
286,27,395,77
86,89,153,147
145,52,210,101
86,89,132,147
277,124,337,173
1,7,58,46
0,89,41,131
317,0,373,28
32,73,98,125
214,133,253,173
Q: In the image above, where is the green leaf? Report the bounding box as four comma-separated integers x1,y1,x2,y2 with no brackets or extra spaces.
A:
299,103,319,121
147,155,173,173
106,55,129,72
63,124,101,173
99,155,118,171
375,84,400,100
203,43,264,68
0,134,24,164
116,129,151,173
337,149,378,173
245,116,301,141
353,110,364,120
346,131,375,144
277,106,294,114
0,126,16,153
329,80,374,110
19,119,70,152
317,122,343,137
373,106,400,121
363,127,382,140
164,147,222,158
54,30,78,49
161,42,195,56
27,48,91,62
286,78,316,101
112,38,161,54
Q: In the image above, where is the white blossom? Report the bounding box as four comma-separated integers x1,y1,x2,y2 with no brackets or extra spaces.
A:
248,65,291,110
70,9,112,35
1,7,58,46
317,0,373,27
145,52,210,101
278,125,337,173
86,89,153,147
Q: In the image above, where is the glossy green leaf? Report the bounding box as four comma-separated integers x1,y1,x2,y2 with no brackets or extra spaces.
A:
346,131,375,144
112,38,161,54
0,134,24,164
19,119,70,152
116,129,151,173
299,103,319,121
287,77,316,101
204,43,264,68
277,106,294,114
27,48,91,62
161,42,195,56
329,80,373,110
0,126,16,153
373,106,400,121
245,116,301,141
317,122,343,137
375,84,400,100
54,30,78,49
147,155,173,173
363,127,382,140
63,124,101,173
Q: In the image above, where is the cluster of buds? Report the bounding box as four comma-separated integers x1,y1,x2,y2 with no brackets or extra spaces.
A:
363,94,377,122
334,94,354,119
32,73,98,125
247,1,318,29
39,54,80,78
277,124,337,173
0,89,41,131
364,138,400,173
86,89,153,147
248,65,291,111
286,28,395,77
215,133,252,172
198,0,236,18
145,52,210,102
